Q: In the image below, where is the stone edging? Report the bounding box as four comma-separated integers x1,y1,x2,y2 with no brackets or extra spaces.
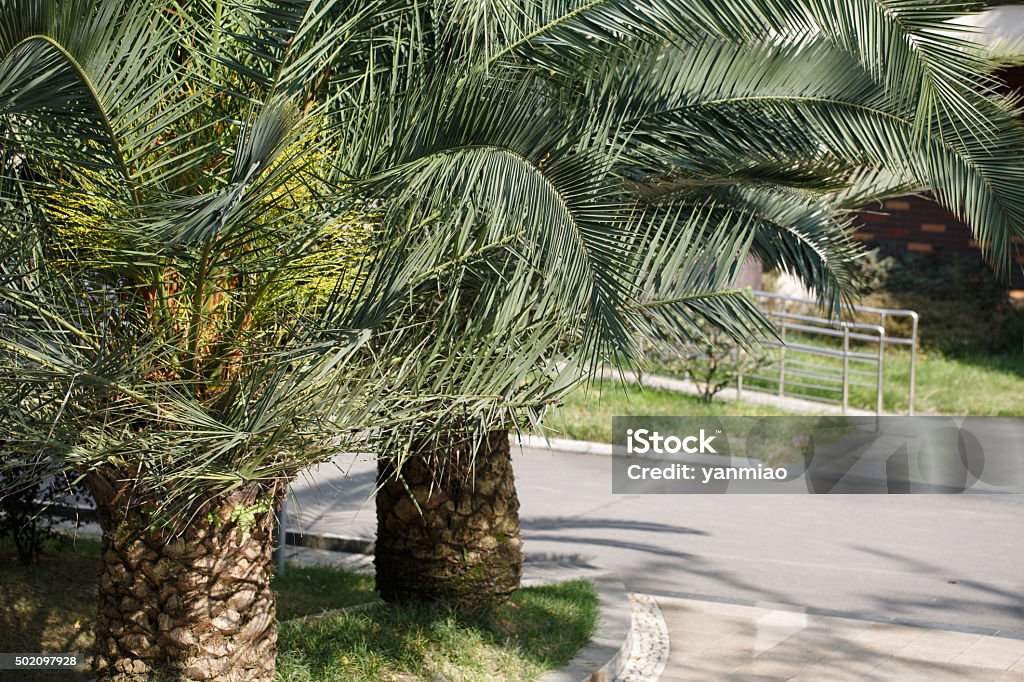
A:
537,572,633,682
615,593,670,681
512,434,758,468
283,530,375,555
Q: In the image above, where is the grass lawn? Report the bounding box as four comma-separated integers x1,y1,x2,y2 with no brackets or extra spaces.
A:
543,379,792,444
274,563,377,622
543,348,1024,448
744,345,1024,416
1,536,596,682
277,580,598,682
875,350,1024,416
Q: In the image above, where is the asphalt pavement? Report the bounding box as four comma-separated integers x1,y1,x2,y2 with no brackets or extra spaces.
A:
287,446,1024,636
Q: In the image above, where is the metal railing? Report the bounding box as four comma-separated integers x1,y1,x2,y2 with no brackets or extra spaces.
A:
743,291,919,415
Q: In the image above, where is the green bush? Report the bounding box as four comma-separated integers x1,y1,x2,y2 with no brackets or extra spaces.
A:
646,323,771,403
857,247,1024,356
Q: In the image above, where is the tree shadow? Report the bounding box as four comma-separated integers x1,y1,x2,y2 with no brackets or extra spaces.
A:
849,544,1024,634
522,516,708,536
0,539,99,681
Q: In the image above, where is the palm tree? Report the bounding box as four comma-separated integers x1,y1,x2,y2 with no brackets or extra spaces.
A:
360,0,1024,608
353,70,776,604
0,1,506,678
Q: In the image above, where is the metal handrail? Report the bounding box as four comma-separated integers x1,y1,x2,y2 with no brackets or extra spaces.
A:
753,290,919,414
743,321,885,415
762,339,881,361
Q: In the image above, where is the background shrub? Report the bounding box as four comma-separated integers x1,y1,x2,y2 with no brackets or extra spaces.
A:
856,246,1024,356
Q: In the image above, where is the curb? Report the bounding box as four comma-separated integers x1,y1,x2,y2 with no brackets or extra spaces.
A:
514,434,613,456
537,572,633,682
284,530,375,555
512,434,759,468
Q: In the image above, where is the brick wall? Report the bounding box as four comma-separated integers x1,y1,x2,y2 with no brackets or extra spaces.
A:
853,194,1024,289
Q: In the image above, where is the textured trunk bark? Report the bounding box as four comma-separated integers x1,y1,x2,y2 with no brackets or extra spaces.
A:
87,479,280,681
374,429,522,608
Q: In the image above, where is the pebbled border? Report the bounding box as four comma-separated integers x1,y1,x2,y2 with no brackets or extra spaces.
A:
538,572,633,682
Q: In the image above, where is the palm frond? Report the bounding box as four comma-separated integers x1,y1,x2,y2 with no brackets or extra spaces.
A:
628,202,774,350
586,36,1024,280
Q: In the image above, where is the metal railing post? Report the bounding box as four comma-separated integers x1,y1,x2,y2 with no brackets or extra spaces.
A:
778,323,787,397
876,329,886,420
273,498,286,575
737,353,744,402
842,325,850,415
908,312,919,416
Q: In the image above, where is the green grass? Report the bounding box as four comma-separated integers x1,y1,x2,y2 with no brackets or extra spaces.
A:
744,341,1024,416
276,580,598,682
0,536,101,681
274,563,377,621
1,536,596,682
543,379,792,444
878,350,1024,416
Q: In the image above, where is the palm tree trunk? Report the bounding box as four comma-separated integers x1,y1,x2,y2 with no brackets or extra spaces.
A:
87,476,280,681
374,429,522,608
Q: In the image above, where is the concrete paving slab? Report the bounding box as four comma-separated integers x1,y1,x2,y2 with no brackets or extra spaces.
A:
657,595,1024,681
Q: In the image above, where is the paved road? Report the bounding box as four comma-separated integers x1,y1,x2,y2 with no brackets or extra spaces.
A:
288,446,1024,636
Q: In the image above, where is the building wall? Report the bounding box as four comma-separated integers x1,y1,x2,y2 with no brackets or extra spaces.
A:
854,195,1024,289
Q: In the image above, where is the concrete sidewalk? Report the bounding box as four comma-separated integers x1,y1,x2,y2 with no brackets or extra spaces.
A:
658,596,1024,681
